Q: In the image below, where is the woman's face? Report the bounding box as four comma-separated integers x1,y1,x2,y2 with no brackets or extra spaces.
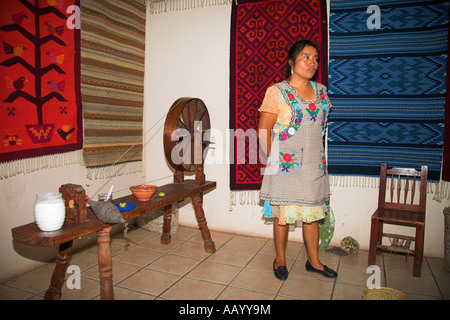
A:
291,45,319,80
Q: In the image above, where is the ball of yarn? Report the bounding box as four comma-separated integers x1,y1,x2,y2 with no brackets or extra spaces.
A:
340,236,359,254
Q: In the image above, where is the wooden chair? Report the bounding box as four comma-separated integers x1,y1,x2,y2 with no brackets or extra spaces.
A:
368,162,428,277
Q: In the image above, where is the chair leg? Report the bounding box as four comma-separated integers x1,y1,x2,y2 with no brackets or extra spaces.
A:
368,217,379,266
413,224,425,277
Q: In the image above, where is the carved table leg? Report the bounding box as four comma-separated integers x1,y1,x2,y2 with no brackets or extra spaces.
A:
44,240,73,300
161,205,172,244
191,193,216,253
97,226,114,300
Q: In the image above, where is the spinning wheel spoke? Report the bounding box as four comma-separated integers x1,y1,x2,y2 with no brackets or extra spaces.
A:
177,118,188,131
194,107,207,123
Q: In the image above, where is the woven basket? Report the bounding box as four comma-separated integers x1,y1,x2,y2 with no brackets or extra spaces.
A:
444,207,450,272
362,287,407,300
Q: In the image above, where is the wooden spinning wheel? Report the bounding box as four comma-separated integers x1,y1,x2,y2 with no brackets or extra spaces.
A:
163,97,211,185
161,97,216,254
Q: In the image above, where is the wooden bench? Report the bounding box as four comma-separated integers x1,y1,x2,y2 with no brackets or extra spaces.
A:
11,180,216,300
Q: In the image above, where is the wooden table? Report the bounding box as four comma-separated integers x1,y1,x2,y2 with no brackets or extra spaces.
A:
11,180,216,300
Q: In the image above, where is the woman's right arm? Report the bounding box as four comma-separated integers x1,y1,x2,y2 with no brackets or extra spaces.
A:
257,112,277,157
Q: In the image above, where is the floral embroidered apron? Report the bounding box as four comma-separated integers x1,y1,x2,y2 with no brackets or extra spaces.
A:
259,80,331,213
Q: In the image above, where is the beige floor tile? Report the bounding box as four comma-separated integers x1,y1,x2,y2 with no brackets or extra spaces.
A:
117,268,180,296
226,235,268,252
386,270,441,298
190,230,235,249
206,235,267,267
108,286,156,300
332,283,365,300
3,265,54,294
79,242,124,257
112,246,164,267
245,252,276,273
340,249,381,268
170,226,200,241
427,257,450,299
66,250,99,271
146,253,201,275
259,239,304,259
383,252,432,277
161,278,225,300
206,245,255,267
187,261,242,284
230,268,283,294
404,292,443,300
217,286,275,300
278,276,334,300
82,260,141,284
171,240,213,259
337,264,385,287
112,227,158,244
110,241,133,256
0,284,34,300
60,276,101,300
136,234,184,252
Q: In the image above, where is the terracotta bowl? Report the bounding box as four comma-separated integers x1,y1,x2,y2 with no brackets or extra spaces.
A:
130,184,157,201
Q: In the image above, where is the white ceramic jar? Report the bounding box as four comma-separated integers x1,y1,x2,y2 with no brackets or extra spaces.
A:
34,192,66,231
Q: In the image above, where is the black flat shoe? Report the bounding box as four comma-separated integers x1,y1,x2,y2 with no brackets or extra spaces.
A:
305,260,337,278
273,260,288,280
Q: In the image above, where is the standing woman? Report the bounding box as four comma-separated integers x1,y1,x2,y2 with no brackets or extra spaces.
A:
257,40,337,280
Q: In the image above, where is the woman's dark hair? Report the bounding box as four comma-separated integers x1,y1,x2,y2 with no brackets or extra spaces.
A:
285,40,319,79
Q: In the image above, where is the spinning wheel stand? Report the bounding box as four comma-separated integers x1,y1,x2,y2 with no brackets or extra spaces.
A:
161,97,216,252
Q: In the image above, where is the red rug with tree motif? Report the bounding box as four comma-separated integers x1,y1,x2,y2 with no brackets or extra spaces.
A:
0,0,82,164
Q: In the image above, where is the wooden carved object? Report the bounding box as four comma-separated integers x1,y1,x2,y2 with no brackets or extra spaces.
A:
59,184,87,223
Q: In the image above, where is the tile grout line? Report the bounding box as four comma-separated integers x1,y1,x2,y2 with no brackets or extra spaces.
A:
217,237,274,299
156,232,241,300
328,255,341,300
425,257,445,300
273,242,305,299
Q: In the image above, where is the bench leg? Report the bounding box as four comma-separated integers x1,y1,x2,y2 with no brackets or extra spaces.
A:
44,240,73,300
161,205,172,244
191,193,216,253
97,226,114,300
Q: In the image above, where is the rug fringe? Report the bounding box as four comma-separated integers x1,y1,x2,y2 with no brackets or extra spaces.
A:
149,0,233,14
86,161,143,180
0,150,84,180
229,176,449,208
329,175,450,202
229,190,259,211
329,175,379,189
433,180,450,202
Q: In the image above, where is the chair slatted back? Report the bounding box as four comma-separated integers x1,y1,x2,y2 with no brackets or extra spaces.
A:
378,162,428,212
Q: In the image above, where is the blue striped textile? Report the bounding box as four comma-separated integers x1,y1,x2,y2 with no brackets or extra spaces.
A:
327,0,449,180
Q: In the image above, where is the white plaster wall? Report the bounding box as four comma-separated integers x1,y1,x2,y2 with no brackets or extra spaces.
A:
144,4,449,258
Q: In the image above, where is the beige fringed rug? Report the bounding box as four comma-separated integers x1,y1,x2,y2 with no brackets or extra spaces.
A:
148,0,233,14
81,0,146,179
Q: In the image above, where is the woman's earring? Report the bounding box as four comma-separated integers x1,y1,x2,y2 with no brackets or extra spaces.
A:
290,68,293,75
